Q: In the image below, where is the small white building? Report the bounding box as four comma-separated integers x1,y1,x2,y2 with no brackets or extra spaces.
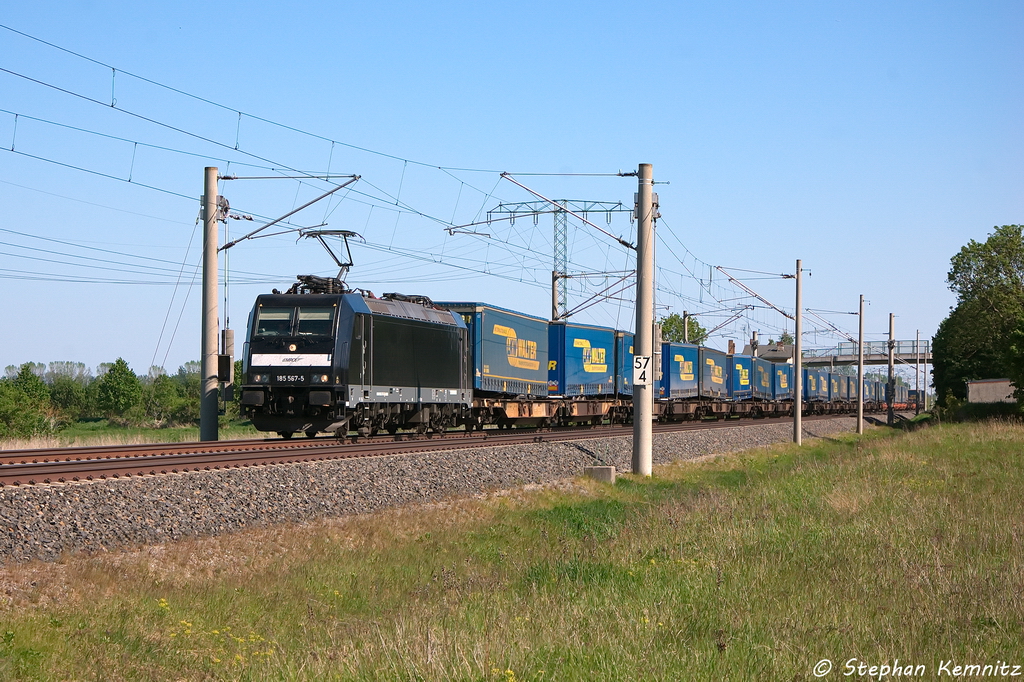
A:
966,378,1015,404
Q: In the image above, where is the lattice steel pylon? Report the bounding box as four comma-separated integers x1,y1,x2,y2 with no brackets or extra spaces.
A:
487,200,631,320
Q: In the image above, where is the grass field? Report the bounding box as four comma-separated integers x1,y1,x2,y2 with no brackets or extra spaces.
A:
1,421,1022,680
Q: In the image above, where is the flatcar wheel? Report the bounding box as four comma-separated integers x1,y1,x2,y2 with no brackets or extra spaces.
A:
279,431,293,440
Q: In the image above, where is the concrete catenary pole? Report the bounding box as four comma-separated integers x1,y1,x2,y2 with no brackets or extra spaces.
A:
794,259,803,445
887,313,895,427
200,167,220,442
683,310,689,344
857,294,864,435
915,329,921,415
632,163,654,477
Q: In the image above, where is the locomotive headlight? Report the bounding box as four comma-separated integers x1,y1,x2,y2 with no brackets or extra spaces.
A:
311,374,330,384
253,373,270,383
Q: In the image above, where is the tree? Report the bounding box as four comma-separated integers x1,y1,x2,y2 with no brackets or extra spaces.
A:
50,375,89,421
5,362,44,381
11,363,49,402
659,312,708,345
0,366,59,439
139,374,185,425
932,225,1024,405
96,358,142,419
45,361,91,385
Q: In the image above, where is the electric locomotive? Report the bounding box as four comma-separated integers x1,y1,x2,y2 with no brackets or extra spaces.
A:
240,276,471,438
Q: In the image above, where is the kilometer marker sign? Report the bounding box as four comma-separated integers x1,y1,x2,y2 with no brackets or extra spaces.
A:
633,356,652,385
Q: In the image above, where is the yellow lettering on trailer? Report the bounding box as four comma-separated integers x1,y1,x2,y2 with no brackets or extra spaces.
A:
573,338,608,373
675,355,695,381
707,358,724,384
492,324,540,371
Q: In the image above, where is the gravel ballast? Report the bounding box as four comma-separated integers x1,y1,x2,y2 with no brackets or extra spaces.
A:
0,417,859,564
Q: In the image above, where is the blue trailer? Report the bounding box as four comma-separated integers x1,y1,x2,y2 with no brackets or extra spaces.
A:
847,375,858,402
699,347,729,399
548,321,616,397
434,302,548,397
729,354,753,401
774,363,794,401
804,368,829,402
661,342,699,398
614,331,634,396
828,373,848,402
752,357,773,400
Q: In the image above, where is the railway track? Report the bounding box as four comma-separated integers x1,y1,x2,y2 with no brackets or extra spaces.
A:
0,414,847,487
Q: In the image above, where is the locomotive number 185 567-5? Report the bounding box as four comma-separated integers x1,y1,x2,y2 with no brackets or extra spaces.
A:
276,375,304,382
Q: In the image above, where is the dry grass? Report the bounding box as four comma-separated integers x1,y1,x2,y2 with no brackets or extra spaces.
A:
1,424,261,451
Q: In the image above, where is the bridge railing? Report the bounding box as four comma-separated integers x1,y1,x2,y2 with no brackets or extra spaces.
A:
803,340,931,358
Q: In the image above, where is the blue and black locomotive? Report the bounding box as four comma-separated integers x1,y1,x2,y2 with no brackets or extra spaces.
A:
240,277,470,438
240,276,902,438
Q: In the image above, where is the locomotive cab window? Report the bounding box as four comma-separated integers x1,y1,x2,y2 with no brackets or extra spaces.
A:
297,308,335,336
255,308,293,337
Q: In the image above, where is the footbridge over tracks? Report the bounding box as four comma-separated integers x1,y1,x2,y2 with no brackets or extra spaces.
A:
801,340,931,367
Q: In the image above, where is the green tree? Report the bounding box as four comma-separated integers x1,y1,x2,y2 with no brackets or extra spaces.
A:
138,373,185,426
933,225,1024,405
50,375,89,421
0,367,59,439
659,312,708,345
96,358,142,419
12,363,50,402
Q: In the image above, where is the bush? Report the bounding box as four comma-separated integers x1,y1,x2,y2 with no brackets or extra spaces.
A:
50,376,89,421
0,381,59,439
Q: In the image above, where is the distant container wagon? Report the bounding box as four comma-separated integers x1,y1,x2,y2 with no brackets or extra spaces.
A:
875,381,886,404
828,373,848,402
729,354,753,401
804,368,829,402
752,357,773,400
661,342,699,398
548,321,616,397
774,363,794,401
434,302,548,397
699,347,729,399
847,375,858,402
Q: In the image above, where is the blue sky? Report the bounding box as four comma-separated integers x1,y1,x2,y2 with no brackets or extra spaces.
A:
0,1,1020,379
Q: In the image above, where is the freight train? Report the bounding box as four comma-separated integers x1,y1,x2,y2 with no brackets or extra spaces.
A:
239,277,906,438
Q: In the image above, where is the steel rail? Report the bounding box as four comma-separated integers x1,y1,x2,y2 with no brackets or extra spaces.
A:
0,414,852,487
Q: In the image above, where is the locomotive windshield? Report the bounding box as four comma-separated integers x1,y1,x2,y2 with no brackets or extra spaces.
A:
253,306,336,338
296,307,335,336
255,307,292,337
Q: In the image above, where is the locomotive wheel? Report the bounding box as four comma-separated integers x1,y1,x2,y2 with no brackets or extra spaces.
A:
279,431,293,440
305,429,318,438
